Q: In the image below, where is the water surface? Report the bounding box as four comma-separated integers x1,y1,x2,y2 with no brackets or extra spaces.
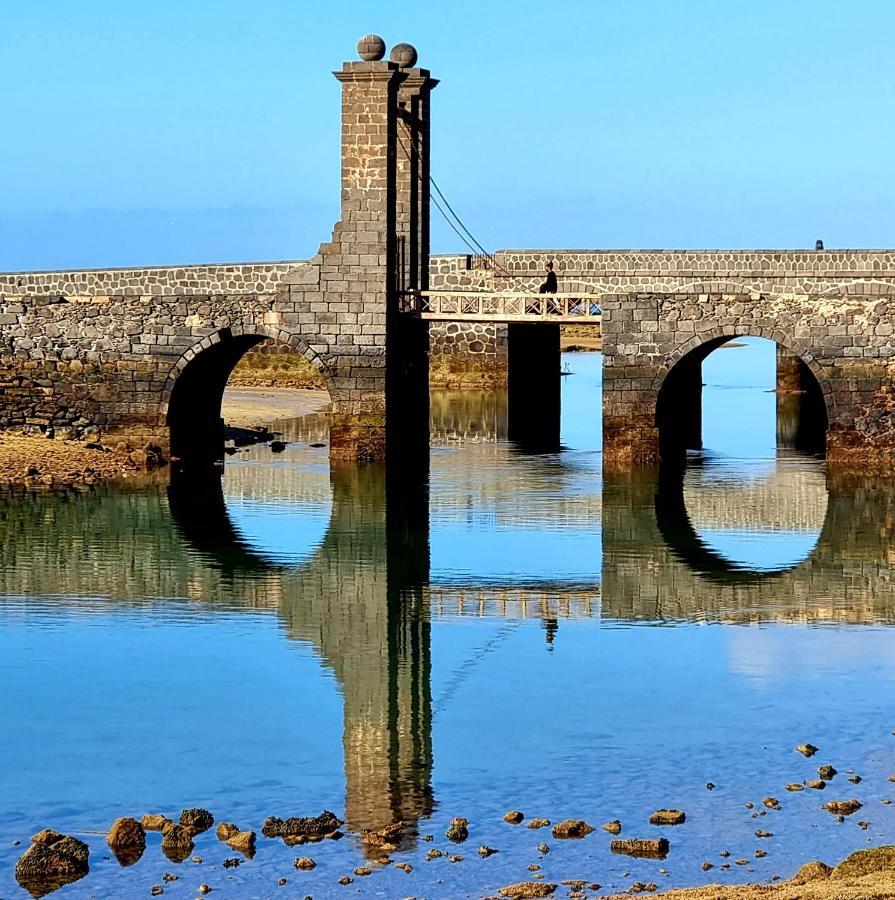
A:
2,339,894,898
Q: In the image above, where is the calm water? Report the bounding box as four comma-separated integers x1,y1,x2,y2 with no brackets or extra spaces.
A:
2,340,895,898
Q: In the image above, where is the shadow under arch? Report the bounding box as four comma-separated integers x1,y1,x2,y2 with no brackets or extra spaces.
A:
166,463,435,845
163,326,334,462
654,463,830,585
654,331,831,460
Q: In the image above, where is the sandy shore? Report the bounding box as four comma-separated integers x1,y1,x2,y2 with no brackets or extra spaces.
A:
0,434,164,490
600,847,895,898
221,387,330,429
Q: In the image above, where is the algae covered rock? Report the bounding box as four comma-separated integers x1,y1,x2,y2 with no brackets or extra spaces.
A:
107,817,146,866
15,831,89,896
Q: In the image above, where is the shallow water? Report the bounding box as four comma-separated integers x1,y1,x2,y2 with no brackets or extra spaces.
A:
2,339,895,898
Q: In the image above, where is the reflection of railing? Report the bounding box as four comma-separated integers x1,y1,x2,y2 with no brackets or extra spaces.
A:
400,290,603,323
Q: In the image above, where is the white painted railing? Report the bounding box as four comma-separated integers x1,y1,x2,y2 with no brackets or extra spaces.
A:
399,290,603,323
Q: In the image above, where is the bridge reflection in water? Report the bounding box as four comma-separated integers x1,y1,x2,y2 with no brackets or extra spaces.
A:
0,438,893,846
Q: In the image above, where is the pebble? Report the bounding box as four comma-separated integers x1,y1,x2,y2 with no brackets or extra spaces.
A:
338,875,353,885
551,819,595,838
849,775,863,784
706,783,715,791
649,809,685,825
198,886,211,896
818,765,837,781
701,861,713,871
449,854,463,863
163,873,179,882
762,797,780,810
805,780,826,790
395,862,413,873
755,849,768,858
151,889,163,897
222,859,240,869
785,783,804,792
602,820,622,835
797,743,819,757
823,799,862,816
294,857,316,870
478,845,499,857
859,821,870,830
755,830,773,838
503,810,525,824
537,842,550,854
610,838,669,859
277,878,286,886
526,818,550,829
744,803,754,809
425,848,444,860
354,867,371,876
528,864,540,871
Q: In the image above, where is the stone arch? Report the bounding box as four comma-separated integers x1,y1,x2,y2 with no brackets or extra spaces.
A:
162,324,335,462
653,325,832,459
160,323,335,417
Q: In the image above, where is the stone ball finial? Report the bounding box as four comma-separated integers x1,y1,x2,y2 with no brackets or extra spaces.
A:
357,34,386,61
390,42,418,68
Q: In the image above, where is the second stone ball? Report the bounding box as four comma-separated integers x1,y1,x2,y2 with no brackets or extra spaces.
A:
357,34,386,61
390,42,418,68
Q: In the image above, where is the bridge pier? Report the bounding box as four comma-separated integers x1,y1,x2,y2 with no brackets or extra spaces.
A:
507,323,561,451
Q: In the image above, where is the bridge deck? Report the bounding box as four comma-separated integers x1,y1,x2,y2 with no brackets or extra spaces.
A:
400,290,603,324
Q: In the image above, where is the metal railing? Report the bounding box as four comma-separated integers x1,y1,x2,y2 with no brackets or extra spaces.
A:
399,289,603,323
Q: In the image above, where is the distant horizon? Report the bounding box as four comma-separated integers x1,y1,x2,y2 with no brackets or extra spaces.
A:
3,0,893,270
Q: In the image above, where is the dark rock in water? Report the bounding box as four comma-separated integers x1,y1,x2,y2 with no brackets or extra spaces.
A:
649,810,685,826
107,817,146,866
446,821,468,843
796,743,819,757
503,810,525,824
537,842,549,854
142,814,170,832
263,811,343,841
216,823,239,842
353,866,371,876
222,858,240,869
859,820,870,830
360,822,403,851
338,875,353,885
786,783,804,792
294,856,316,870
755,849,767,858
478,845,499,857
526,817,550,830
163,872,179,882
310,442,326,448
818,764,837,781
226,830,256,858
602,820,622,835
552,819,595,838
161,824,194,863
151,887,164,897
706,782,715,791
848,774,862,784
179,808,214,834
270,440,287,452
834,846,895,878
823,799,862,816
762,797,780,810
610,838,669,859
224,447,238,455
805,779,826,790
15,831,90,897
198,884,211,895
701,861,713,871
755,830,774,838
497,883,557,898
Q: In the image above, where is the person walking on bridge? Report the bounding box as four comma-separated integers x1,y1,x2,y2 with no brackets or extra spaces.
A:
539,260,560,313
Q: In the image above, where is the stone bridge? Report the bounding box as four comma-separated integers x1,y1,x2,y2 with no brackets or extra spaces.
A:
1,33,894,469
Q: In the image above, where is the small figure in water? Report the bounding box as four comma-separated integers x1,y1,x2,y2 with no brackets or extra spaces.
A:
539,260,560,313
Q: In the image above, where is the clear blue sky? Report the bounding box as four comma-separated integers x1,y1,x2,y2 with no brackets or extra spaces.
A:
2,0,893,270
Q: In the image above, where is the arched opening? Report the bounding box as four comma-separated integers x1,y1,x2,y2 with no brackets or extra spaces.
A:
656,336,829,462
654,335,830,576
165,329,331,463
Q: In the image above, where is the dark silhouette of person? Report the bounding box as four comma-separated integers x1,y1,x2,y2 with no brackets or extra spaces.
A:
539,260,560,313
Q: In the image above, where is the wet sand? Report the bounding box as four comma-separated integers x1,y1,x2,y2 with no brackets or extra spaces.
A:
221,387,330,428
